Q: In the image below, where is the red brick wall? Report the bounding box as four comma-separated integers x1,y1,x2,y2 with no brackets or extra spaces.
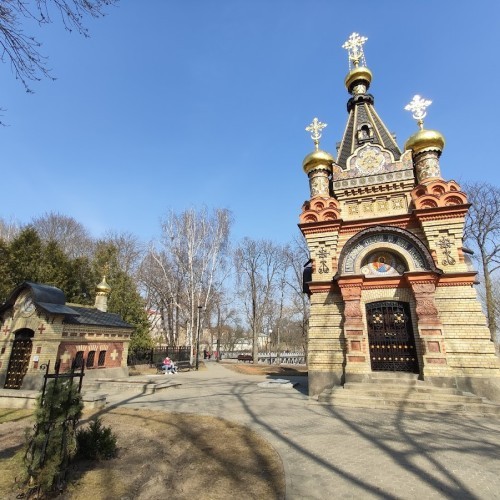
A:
57,341,124,370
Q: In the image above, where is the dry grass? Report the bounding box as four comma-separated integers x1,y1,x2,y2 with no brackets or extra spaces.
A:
0,408,285,500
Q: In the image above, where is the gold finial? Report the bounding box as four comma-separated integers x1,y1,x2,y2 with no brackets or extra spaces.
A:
305,117,327,151
342,32,368,69
405,95,432,130
96,263,111,295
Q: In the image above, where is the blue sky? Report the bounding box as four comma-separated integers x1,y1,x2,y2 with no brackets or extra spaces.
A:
1,0,499,245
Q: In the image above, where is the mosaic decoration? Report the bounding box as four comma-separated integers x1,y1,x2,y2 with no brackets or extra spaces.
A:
354,145,386,174
343,234,426,274
361,251,405,277
331,147,413,183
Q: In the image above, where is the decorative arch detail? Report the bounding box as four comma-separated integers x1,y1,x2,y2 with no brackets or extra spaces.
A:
337,226,440,276
300,197,341,224
411,180,468,209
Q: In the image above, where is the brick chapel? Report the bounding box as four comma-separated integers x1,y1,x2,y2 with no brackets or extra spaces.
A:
0,278,132,390
300,33,500,402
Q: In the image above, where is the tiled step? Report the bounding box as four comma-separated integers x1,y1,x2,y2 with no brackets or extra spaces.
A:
318,391,500,416
324,386,483,404
318,377,500,416
343,383,474,397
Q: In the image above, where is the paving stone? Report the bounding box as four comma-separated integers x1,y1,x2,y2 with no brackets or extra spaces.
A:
103,363,500,499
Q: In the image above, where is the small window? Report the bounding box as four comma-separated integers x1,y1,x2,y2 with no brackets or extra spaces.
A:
98,350,106,366
86,351,96,368
357,123,373,144
74,351,84,368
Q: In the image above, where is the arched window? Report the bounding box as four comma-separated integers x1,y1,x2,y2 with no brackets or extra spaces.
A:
74,351,84,368
86,351,96,368
98,350,106,367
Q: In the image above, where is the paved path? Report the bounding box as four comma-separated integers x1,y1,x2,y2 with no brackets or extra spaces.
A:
104,362,500,500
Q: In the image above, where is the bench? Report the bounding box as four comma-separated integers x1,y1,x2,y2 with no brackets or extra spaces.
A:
237,354,253,363
156,361,191,373
176,360,191,371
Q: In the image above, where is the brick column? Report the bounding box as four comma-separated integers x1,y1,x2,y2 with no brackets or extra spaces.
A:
338,278,370,377
407,277,448,377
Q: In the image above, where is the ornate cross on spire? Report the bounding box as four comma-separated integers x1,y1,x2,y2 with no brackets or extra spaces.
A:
342,32,368,69
405,94,432,129
305,117,327,151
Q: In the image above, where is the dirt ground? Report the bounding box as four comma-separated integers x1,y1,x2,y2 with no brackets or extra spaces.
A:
0,363,291,499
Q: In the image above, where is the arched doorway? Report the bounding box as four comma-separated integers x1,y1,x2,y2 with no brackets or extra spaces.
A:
4,329,34,389
366,301,419,373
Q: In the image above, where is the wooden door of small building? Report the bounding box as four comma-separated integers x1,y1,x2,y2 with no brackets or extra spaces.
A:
366,301,419,373
4,330,34,389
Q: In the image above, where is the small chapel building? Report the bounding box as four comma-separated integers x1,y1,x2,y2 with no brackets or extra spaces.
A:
300,34,500,402
0,278,132,390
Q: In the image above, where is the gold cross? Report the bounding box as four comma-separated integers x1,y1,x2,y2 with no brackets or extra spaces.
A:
342,32,368,69
405,95,432,129
305,117,327,151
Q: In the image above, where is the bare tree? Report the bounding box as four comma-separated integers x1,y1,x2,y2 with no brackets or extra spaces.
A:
31,211,93,259
146,208,232,361
139,251,184,347
206,286,238,358
284,236,310,353
234,238,287,362
0,216,20,242
103,230,145,276
464,182,500,343
0,0,116,92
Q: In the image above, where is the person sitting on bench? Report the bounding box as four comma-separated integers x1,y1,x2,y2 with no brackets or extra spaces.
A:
162,357,177,374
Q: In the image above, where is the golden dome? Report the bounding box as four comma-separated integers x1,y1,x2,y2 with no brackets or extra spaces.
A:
96,276,111,295
345,66,373,92
302,149,335,174
405,128,445,155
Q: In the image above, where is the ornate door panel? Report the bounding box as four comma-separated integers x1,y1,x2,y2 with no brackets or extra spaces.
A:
367,301,419,373
4,338,33,389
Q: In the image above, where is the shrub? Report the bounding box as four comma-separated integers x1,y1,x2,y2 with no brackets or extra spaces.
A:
76,417,118,460
22,379,83,495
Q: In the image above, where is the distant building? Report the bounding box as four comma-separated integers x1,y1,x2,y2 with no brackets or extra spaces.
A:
0,278,132,390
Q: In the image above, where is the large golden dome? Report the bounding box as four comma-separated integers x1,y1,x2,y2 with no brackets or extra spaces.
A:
345,66,373,93
302,149,335,174
405,128,445,155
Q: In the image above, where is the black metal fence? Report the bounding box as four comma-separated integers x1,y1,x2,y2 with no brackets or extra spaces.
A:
128,346,191,366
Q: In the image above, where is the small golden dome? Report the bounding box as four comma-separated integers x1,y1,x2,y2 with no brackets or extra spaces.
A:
345,66,373,92
96,276,111,294
405,128,445,155
302,149,335,174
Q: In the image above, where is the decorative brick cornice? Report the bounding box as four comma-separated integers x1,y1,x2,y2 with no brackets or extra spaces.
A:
411,179,468,210
299,219,342,236
437,272,477,287
413,205,470,220
307,281,335,294
300,197,341,224
339,214,418,235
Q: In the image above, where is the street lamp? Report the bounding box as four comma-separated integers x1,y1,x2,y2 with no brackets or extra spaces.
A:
196,305,202,370
268,329,272,364
277,323,281,366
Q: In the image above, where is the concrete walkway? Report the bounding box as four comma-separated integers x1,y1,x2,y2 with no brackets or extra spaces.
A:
104,362,500,500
